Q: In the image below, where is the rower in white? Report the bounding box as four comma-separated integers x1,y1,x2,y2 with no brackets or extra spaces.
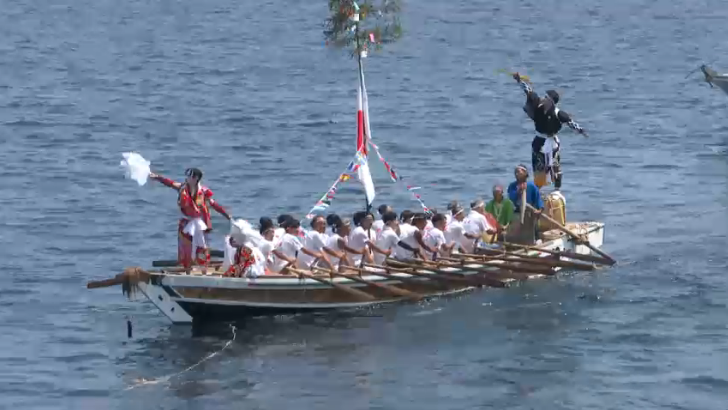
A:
257,218,276,272
297,215,336,271
347,211,375,267
394,210,419,260
462,199,496,253
445,204,467,254
423,213,455,260
445,200,460,227
324,218,352,271
270,218,304,274
272,214,292,248
372,204,393,239
325,214,341,238
367,211,400,265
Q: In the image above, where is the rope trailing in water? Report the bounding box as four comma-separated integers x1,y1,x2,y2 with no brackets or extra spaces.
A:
124,324,237,390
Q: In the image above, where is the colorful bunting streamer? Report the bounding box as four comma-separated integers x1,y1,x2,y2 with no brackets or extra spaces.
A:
306,151,367,219
367,139,431,213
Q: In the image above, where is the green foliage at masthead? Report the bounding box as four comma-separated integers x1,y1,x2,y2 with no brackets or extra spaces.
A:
324,0,403,57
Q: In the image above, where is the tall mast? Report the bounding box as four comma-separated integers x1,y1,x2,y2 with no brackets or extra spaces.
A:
355,12,372,215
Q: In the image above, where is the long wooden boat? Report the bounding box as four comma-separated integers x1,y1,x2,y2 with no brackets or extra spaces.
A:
88,221,606,325
92,9,615,326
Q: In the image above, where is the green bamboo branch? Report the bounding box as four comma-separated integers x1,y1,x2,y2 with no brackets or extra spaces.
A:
324,0,403,57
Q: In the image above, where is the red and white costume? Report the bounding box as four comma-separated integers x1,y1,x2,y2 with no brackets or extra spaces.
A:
155,175,229,270
224,245,266,278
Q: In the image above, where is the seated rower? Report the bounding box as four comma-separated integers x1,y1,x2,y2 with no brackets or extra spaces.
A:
462,199,496,253
395,212,434,261
325,213,341,238
424,208,437,234
225,221,266,278
372,204,393,239
423,213,454,260
270,218,304,274
258,217,276,270
225,238,267,278
347,211,375,268
445,201,460,227
273,214,293,247
367,211,400,265
445,203,467,254
398,209,415,237
297,215,336,271
325,218,353,271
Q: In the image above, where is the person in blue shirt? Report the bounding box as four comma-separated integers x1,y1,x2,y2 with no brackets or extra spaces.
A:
506,165,544,243
507,165,543,214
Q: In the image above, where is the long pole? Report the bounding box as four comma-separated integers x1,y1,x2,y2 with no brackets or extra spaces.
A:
355,12,372,215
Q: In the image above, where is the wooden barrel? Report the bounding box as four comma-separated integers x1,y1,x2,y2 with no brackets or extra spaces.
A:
538,191,567,232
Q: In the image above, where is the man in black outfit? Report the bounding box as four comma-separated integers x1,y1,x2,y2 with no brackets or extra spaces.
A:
512,72,589,190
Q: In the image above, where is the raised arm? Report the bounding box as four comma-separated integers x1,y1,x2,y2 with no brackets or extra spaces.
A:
513,73,540,107
149,172,181,190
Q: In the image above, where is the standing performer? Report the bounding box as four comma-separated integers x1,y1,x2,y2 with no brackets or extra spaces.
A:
149,168,232,274
512,72,588,189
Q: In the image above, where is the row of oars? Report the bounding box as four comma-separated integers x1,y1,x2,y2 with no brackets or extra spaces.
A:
284,204,619,302
285,238,616,302
89,210,617,304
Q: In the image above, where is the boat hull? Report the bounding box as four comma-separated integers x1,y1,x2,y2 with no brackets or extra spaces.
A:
714,78,728,95
137,221,606,324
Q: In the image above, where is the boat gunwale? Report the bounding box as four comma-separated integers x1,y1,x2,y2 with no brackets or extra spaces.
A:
152,221,604,290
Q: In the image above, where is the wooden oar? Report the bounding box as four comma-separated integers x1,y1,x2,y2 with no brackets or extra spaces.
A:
289,268,377,302
521,188,527,224
525,204,617,265
341,265,447,290
436,255,554,276
451,252,596,271
365,262,475,286
411,257,530,282
371,262,488,288
434,255,555,275
152,260,224,268
314,268,424,300
495,242,612,265
381,261,507,288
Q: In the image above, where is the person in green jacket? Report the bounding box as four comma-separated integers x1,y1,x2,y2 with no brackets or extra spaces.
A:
485,184,515,236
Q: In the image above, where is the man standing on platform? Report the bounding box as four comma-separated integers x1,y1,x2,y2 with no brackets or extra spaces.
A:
506,165,544,244
149,167,232,274
512,72,588,189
